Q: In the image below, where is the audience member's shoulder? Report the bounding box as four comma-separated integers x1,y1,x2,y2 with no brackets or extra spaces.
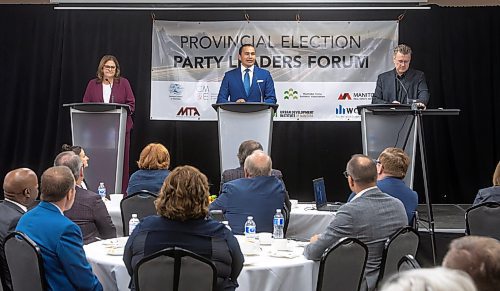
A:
271,169,283,178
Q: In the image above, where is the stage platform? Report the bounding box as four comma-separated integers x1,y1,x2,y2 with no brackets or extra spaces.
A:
416,203,471,266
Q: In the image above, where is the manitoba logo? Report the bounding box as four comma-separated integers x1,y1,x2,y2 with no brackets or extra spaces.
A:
283,88,299,100
338,93,352,100
176,107,200,116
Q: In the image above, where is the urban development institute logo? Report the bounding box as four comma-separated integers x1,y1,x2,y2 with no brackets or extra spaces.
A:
283,88,299,100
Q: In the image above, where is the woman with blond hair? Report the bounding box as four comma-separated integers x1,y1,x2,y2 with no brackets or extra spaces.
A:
123,165,244,291
473,161,500,205
126,143,170,196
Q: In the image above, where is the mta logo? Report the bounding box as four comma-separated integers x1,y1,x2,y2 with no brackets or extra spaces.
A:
338,93,352,100
335,105,357,115
177,107,200,116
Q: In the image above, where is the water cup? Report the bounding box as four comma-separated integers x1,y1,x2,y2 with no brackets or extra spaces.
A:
290,199,299,208
259,232,273,245
272,238,289,251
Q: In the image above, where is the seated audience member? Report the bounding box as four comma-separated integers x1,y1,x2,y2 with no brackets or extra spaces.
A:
16,166,103,291
55,151,116,244
1,168,38,291
304,154,407,291
442,236,500,291
126,143,171,196
348,148,418,224
123,165,243,291
210,150,286,234
473,161,500,205
62,143,90,189
380,267,477,291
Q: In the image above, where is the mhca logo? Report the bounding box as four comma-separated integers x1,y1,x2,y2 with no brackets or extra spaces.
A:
177,107,200,116
338,93,352,100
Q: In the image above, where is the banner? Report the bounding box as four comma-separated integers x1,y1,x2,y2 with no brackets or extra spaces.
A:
151,21,398,121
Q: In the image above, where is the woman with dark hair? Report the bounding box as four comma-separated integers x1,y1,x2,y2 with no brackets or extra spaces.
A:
83,54,135,193
62,143,90,189
123,165,243,291
126,143,170,196
473,161,500,205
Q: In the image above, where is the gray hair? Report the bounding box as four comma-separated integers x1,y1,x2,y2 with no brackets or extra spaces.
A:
393,44,412,56
54,151,82,181
380,267,477,291
244,150,272,177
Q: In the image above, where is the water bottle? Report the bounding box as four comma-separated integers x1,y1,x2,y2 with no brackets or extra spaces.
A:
129,214,140,235
273,209,285,239
97,182,106,199
244,216,256,239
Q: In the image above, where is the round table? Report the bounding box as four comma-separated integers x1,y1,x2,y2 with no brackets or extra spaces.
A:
84,236,319,291
286,203,336,240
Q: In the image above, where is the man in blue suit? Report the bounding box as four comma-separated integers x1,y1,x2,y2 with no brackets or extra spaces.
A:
16,166,103,291
209,150,285,234
216,44,277,104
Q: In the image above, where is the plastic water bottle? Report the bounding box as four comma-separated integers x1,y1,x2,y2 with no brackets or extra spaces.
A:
244,216,256,239
97,182,106,199
128,214,140,235
273,209,285,239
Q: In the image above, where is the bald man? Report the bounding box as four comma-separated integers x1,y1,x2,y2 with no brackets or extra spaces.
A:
210,150,286,234
1,168,38,291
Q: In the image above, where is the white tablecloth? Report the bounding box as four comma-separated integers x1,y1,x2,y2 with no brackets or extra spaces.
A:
286,204,335,240
84,237,319,291
105,202,334,240
105,201,123,237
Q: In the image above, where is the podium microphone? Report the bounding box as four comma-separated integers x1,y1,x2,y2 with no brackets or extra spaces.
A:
105,78,114,103
396,75,409,104
257,80,264,103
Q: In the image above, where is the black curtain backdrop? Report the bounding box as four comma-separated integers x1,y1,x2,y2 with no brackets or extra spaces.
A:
0,5,498,203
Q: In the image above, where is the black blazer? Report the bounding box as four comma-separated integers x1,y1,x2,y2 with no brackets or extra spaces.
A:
372,68,430,105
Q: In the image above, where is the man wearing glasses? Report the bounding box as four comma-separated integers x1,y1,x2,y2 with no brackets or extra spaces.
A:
0,168,38,291
372,44,429,108
304,154,407,291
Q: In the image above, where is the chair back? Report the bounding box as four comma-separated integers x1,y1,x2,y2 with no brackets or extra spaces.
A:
316,237,368,291
134,247,217,291
465,202,500,240
4,231,47,291
376,226,419,287
397,254,421,272
121,191,157,235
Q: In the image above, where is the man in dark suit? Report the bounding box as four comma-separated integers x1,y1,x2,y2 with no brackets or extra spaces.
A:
16,166,102,290
0,168,38,291
304,154,407,291
216,44,276,104
372,44,429,107
54,151,116,244
210,150,286,234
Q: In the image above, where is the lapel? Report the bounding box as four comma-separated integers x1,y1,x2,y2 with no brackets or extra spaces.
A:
94,79,105,102
3,200,26,214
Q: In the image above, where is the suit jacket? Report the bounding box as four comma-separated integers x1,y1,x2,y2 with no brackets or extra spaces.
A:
216,66,276,104
16,201,103,291
83,77,135,132
124,216,244,291
126,169,170,196
304,188,407,291
0,201,26,291
219,167,291,213
372,68,429,105
64,187,116,244
473,185,500,205
347,177,418,224
209,176,286,235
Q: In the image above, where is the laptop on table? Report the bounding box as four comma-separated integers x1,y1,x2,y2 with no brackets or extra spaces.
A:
313,177,342,212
